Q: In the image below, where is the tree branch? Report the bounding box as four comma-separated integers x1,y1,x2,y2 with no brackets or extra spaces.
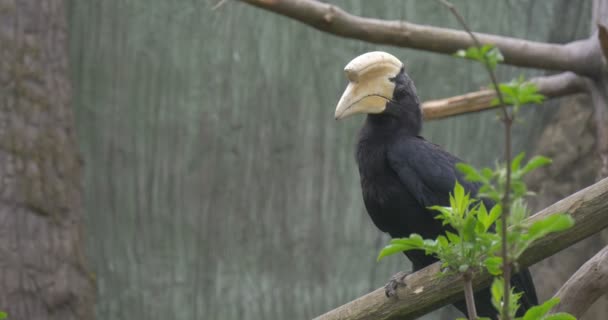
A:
314,177,608,320
550,245,608,319
422,72,588,120
240,0,602,77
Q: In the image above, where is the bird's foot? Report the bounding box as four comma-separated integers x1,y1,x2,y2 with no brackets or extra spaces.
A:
384,271,410,298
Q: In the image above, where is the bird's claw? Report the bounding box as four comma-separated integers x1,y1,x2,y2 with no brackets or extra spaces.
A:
384,271,410,298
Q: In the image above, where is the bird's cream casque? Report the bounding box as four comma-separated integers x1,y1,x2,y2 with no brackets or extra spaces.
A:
334,51,403,120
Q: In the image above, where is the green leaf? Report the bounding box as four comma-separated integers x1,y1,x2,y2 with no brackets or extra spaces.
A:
491,278,504,310
445,231,460,244
511,152,526,172
517,83,545,105
437,235,449,248
462,214,477,241
477,202,489,227
527,214,574,241
509,199,529,226
543,313,576,320
428,205,453,217
481,167,494,180
0,312,6,320
486,204,502,230
453,181,466,212
523,297,560,320
485,256,503,275
521,156,552,175
499,83,517,98
456,163,486,182
511,180,528,198
377,244,410,261
490,97,501,107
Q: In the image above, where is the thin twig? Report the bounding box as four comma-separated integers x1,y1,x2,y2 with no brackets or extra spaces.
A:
463,272,478,320
437,1,514,319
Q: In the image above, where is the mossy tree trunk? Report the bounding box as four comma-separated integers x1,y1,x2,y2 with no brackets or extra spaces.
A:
0,1,94,319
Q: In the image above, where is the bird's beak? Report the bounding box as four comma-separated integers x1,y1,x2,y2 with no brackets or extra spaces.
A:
334,51,402,120
334,79,394,120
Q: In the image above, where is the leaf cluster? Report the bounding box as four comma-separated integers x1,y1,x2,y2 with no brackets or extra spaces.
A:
456,154,573,265
377,152,575,318
455,44,504,70
486,279,573,320
378,182,501,276
456,153,551,204
491,77,545,112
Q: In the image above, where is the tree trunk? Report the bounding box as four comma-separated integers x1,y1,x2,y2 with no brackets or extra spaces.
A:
0,1,95,319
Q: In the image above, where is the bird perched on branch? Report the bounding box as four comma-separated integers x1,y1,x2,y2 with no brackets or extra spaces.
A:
334,51,537,319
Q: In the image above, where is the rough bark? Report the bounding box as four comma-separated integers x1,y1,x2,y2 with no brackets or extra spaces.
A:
0,1,95,319
550,245,608,319
526,93,608,320
240,0,603,76
314,177,608,320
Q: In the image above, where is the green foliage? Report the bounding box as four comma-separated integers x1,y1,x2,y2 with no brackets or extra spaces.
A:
484,295,576,320
455,44,545,112
456,153,551,204
454,44,504,70
377,150,576,318
377,182,500,277
490,278,522,319
491,76,545,111
522,298,560,320
0,311,6,319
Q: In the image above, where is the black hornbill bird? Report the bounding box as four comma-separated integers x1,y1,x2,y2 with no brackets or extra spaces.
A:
334,52,537,319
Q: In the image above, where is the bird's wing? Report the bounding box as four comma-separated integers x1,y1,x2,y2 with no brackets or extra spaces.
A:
388,137,539,316
387,136,478,208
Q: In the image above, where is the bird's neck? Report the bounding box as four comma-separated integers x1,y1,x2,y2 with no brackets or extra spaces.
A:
366,104,422,137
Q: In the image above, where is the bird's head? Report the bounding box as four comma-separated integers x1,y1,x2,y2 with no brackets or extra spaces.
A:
334,51,420,123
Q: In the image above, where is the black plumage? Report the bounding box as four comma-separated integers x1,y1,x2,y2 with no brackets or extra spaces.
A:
355,68,538,318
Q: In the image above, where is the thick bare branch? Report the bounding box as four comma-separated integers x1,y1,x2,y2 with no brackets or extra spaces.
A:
240,0,602,77
423,72,587,120
550,246,608,318
314,177,608,320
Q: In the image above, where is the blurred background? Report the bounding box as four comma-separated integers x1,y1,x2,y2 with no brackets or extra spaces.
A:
65,0,606,319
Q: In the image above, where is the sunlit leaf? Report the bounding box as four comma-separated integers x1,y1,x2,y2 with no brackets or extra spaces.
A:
511,152,526,172
527,214,574,241
486,204,502,230
456,163,486,182
543,313,576,320
521,156,552,175
485,256,503,275
491,278,504,310
437,235,449,248
446,231,460,244
377,244,410,261
463,215,477,241
522,297,560,320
